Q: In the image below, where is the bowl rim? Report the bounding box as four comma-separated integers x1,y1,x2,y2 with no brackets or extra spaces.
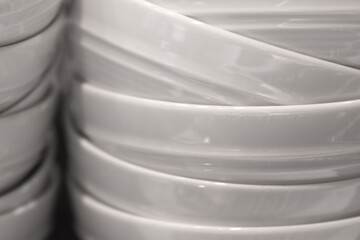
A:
80,80,360,113
71,182,360,233
74,128,360,190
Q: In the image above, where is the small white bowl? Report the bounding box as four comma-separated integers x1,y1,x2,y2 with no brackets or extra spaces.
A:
0,0,63,46
68,129,360,227
0,144,53,214
71,183,360,240
74,0,360,105
71,81,360,184
0,165,58,240
0,86,57,167
0,13,64,112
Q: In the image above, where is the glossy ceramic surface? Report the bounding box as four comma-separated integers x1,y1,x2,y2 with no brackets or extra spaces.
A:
74,0,360,105
0,151,41,195
72,28,245,105
71,184,360,240
0,13,63,112
71,81,360,184
0,86,56,166
0,0,63,46
0,167,58,240
0,145,52,214
1,58,56,116
146,0,360,13
69,130,360,227
146,2,360,67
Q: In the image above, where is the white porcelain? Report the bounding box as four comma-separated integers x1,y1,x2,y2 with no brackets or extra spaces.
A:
145,0,360,14
69,130,360,227
0,166,58,240
0,144,52,214
0,86,56,166
0,13,64,112
71,81,360,184
0,0,63,46
71,183,360,240
1,57,56,116
147,0,360,66
0,150,41,195
72,28,246,105
74,0,360,105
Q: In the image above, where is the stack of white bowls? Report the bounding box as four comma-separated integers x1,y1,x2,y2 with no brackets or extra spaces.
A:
0,1,64,239
68,0,360,239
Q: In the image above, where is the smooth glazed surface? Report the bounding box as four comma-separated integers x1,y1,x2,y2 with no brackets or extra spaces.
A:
0,0,63,46
69,130,360,226
71,184,360,240
0,13,63,112
0,87,57,166
0,167,58,240
74,0,360,105
71,81,360,184
0,146,52,214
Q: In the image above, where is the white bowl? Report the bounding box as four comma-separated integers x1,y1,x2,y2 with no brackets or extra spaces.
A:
74,0,360,105
0,150,41,195
0,0,63,46
71,183,360,240
72,28,244,105
145,0,360,14
0,144,53,214
0,86,57,167
1,56,56,116
147,1,360,67
0,13,64,112
71,81,360,184
0,165,58,240
68,129,360,227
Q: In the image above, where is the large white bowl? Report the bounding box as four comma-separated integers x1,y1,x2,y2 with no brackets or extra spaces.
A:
0,165,58,240
0,0,63,46
71,183,360,240
0,12,64,112
74,0,360,105
71,81,360,184
0,86,56,167
0,144,53,214
69,129,360,227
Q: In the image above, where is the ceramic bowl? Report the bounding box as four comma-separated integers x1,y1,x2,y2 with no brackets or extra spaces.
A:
0,144,53,214
71,183,360,240
68,129,360,227
0,0,63,46
1,56,56,116
0,86,56,167
145,0,360,13
71,81,360,184
71,28,245,105
0,150,42,195
0,12,63,112
147,0,360,67
0,165,58,240
74,0,360,105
